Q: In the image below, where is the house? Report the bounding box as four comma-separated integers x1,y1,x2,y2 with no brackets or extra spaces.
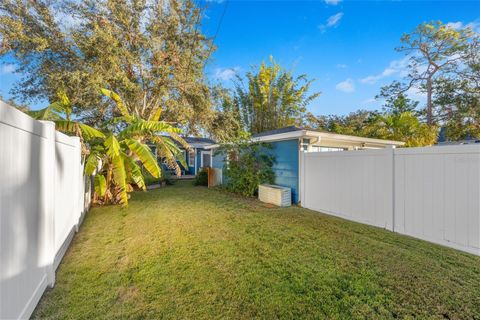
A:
207,126,405,204
152,136,216,176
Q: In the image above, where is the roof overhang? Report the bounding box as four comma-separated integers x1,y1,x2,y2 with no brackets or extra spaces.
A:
252,129,405,148
204,130,405,150
189,142,215,148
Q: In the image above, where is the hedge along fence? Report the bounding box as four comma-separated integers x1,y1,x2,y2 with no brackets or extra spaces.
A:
0,101,92,320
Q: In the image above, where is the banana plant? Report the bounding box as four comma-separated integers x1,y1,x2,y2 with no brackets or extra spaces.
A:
29,92,105,144
100,88,189,174
84,133,160,206
82,89,190,206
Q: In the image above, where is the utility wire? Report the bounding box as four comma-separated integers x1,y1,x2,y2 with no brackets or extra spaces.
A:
183,0,204,84
182,0,229,87
205,0,229,62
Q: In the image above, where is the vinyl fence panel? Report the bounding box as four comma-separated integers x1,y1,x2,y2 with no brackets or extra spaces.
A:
302,149,394,230
301,145,480,256
394,146,480,255
0,101,90,319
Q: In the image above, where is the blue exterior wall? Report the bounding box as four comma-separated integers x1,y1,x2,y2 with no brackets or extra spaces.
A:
191,148,211,174
212,151,226,169
153,145,214,175
211,139,300,204
212,151,227,183
267,139,300,203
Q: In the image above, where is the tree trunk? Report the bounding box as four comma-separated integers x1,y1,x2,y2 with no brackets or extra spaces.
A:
426,78,433,125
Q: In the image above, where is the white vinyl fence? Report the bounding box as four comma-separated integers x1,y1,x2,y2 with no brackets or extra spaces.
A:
300,145,480,256
0,101,91,319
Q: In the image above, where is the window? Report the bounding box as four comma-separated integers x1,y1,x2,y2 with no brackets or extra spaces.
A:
188,151,195,167
201,152,211,168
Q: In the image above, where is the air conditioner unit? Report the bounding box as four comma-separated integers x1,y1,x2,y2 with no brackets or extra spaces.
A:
258,184,291,207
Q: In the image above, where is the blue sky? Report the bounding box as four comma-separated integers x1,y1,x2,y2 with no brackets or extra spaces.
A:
202,0,480,115
0,0,478,115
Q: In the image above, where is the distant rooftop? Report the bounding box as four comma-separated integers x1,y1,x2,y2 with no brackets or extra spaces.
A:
183,136,216,145
436,139,480,146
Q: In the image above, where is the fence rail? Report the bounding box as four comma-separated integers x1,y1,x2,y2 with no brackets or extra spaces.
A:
0,101,91,319
301,145,480,256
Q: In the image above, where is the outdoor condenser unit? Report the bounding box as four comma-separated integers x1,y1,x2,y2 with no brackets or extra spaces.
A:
258,184,291,207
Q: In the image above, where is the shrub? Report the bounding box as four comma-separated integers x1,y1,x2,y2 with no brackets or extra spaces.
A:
143,171,160,186
220,141,275,197
144,169,176,186
162,170,176,185
193,168,208,186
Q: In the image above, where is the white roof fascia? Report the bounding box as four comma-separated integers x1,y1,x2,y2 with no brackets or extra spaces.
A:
307,130,405,146
188,142,215,148
251,130,306,142
251,129,404,147
205,130,405,149
203,144,220,150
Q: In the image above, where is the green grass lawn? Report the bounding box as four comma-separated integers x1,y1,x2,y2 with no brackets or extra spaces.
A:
33,181,480,319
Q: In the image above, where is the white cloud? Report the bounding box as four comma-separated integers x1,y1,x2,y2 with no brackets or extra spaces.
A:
214,67,240,81
446,20,480,33
336,63,348,69
325,0,342,5
362,98,377,104
1,64,16,74
327,12,344,27
319,12,344,33
405,87,426,101
360,56,410,85
336,78,355,93
446,21,464,30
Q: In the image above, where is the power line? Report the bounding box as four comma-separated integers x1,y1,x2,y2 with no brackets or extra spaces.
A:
182,0,229,87
183,0,203,75
205,0,229,63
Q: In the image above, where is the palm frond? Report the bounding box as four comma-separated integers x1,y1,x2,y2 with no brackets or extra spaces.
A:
124,155,146,190
153,136,182,176
94,174,107,197
104,135,121,158
169,131,191,151
119,119,180,138
111,154,128,206
55,120,78,134
85,153,100,176
28,102,65,121
78,123,106,140
124,138,160,178
150,106,162,121
101,88,132,120
160,136,188,169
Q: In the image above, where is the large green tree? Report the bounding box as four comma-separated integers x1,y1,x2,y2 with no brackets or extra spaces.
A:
376,81,419,115
433,37,480,140
367,112,437,147
306,103,437,147
395,21,478,125
434,77,480,141
0,0,213,133
234,57,320,134
305,110,379,137
208,86,247,143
